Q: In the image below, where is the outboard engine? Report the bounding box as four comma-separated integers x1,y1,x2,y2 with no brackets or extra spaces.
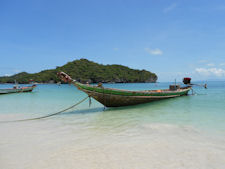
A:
183,77,191,85
183,77,207,89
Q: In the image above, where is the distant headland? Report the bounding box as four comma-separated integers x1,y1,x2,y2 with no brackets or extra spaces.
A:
0,59,157,84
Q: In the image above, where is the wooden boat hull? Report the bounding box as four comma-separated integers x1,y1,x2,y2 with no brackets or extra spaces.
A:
0,85,36,94
80,88,189,107
74,82,191,107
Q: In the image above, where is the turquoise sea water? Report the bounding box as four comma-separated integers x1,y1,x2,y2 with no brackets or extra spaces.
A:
0,82,224,132
0,82,225,169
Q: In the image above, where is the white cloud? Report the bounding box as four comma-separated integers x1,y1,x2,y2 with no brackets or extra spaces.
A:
199,60,208,63
145,48,163,55
220,63,225,66
195,68,225,77
206,63,215,67
113,48,119,51
163,3,177,13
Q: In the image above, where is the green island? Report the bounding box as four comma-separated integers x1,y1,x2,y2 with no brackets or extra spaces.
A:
0,59,157,84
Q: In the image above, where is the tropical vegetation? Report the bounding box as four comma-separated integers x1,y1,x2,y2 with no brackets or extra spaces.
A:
0,59,157,84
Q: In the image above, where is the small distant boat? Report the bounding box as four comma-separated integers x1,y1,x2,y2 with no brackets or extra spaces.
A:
0,85,36,94
58,72,192,107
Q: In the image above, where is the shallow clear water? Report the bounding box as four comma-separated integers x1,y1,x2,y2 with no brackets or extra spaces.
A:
0,82,224,132
0,82,225,169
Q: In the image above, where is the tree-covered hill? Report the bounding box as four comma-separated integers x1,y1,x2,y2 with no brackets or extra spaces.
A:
0,59,157,84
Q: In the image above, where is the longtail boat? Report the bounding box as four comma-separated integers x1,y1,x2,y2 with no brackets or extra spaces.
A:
0,85,36,94
57,72,192,107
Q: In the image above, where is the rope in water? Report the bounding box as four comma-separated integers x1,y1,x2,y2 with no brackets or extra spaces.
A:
0,96,89,123
190,88,207,95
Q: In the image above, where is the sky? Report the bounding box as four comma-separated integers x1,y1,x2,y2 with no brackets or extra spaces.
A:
0,0,225,82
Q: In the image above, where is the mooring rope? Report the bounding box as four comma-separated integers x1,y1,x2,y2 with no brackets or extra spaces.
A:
0,96,89,123
190,88,207,96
